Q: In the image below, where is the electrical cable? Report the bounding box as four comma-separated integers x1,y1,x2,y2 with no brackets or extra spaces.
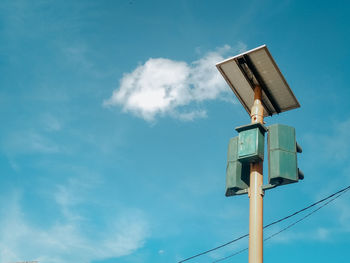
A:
178,234,249,263
212,247,248,263
178,185,350,263
212,187,350,262
263,185,350,229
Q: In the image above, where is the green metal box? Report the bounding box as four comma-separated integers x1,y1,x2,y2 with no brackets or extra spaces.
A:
268,124,300,186
235,123,267,163
226,137,250,196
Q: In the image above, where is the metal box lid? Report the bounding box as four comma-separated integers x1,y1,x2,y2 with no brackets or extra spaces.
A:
236,123,267,163
268,124,296,152
235,123,268,134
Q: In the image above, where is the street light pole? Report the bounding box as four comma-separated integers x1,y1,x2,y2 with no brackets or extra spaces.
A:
216,45,303,263
249,85,264,263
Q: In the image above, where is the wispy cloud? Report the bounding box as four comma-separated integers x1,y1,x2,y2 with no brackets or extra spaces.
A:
304,118,350,162
2,131,60,155
264,189,350,245
266,226,332,244
0,180,149,263
104,43,246,122
41,113,62,132
332,193,350,232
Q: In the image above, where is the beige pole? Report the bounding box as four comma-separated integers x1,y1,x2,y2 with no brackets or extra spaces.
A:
248,85,264,263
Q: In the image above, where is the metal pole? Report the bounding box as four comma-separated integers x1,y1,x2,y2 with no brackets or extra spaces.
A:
249,85,264,263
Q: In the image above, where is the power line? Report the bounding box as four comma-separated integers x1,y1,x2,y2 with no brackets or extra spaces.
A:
178,185,350,263
263,185,350,229
212,187,350,262
212,247,248,263
178,234,249,263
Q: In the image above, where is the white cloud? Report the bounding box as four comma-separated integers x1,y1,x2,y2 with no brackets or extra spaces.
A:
189,45,233,101
104,44,246,121
106,58,191,121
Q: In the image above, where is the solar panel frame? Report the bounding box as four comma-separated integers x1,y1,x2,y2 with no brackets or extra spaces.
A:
216,45,300,117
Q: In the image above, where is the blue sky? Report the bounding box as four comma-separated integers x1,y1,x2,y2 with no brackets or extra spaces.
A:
1,0,350,262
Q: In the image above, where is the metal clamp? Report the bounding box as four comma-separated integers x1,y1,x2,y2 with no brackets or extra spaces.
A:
235,188,249,196
261,183,278,191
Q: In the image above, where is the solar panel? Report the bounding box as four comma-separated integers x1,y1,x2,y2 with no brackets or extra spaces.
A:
216,45,300,116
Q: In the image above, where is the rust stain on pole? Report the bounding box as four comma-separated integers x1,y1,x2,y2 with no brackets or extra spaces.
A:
249,85,264,263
